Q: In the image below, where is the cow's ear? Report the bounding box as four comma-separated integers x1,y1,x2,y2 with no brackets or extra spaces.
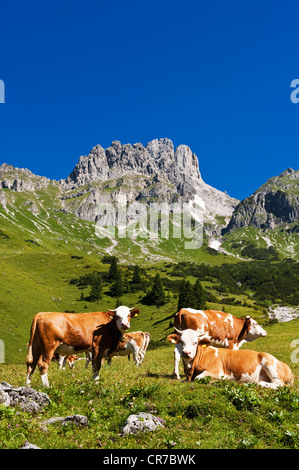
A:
107,310,116,319
167,334,180,344
198,338,212,347
130,308,140,318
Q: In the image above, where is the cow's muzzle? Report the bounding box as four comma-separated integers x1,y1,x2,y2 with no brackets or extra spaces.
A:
182,351,192,358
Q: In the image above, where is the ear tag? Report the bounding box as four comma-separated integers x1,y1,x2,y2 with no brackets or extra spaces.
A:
109,315,113,319
202,344,207,348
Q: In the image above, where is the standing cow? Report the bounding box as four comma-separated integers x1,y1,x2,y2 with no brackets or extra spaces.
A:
167,328,293,388
91,313,142,381
26,306,140,387
106,331,151,366
170,308,267,380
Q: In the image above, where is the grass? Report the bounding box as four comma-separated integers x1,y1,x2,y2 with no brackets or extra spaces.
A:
0,328,299,450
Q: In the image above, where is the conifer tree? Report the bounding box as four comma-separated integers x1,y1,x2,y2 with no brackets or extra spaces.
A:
146,273,166,306
177,279,195,310
131,265,144,292
89,276,103,301
110,269,124,297
109,257,119,282
132,265,142,284
192,278,206,310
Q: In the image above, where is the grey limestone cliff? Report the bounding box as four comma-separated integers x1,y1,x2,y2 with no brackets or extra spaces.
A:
223,168,299,234
60,138,238,231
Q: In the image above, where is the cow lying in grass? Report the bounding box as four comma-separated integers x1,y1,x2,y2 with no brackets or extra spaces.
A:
167,329,293,389
171,308,267,380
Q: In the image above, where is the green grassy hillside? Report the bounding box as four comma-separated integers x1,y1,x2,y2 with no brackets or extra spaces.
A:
0,319,298,449
0,184,298,449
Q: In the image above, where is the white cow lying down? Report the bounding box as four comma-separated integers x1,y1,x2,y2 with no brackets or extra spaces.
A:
167,329,293,389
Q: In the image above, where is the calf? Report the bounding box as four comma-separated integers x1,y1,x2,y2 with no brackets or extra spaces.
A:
106,331,151,366
167,329,293,388
171,308,267,379
26,306,140,387
52,353,79,369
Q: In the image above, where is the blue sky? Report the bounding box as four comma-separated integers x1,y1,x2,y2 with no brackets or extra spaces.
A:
0,0,298,200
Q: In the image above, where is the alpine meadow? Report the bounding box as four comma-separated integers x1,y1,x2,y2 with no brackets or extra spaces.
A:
0,139,298,450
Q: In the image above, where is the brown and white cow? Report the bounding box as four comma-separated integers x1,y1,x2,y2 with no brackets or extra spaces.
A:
171,308,267,379
26,306,140,387
167,329,293,388
91,313,142,381
52,353,80,370
106,331,151,366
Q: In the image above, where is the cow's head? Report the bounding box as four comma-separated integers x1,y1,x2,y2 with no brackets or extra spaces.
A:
108,306,140,332
167,328,201,361
67,355,79,369
243,315,267,342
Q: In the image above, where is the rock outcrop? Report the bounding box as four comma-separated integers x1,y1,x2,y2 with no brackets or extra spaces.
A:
223,168,299,234
62,138,202,189
0,382,51,412
0,163,51,192
60,138,238,232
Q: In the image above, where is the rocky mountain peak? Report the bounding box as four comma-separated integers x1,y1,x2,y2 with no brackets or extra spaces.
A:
223,167,299,233
0,139,239,236
0,163,50,192
61,138,203,190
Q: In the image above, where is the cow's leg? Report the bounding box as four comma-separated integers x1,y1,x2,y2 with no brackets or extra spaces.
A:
38,345,58,387
258,361,283,389
26,340,40,386
85,351,92,368
138,350,145,364
194,371,211,381
26,362,37,386
132,350,139,366
62,355,68,370
57,355,65,369
92,349,104,381
172,345,181,380
38,356,50,387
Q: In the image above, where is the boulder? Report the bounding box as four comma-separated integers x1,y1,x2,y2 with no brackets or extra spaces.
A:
122,412,164,435
0,382,50,413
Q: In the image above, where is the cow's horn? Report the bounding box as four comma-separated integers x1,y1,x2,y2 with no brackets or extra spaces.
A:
245,315,251,320
174,327,182,336
130,306,137,311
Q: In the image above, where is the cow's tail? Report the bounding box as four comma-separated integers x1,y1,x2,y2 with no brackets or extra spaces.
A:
26,313,40,364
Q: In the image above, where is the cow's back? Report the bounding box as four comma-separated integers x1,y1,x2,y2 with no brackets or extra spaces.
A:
175,308,244,346
174,309,206,332
35,311,111,350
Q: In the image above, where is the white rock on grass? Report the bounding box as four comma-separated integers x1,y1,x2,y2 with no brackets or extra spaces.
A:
122,412,165,435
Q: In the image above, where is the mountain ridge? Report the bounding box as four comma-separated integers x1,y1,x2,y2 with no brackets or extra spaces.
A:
0,140,298,262
1,138,239,235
